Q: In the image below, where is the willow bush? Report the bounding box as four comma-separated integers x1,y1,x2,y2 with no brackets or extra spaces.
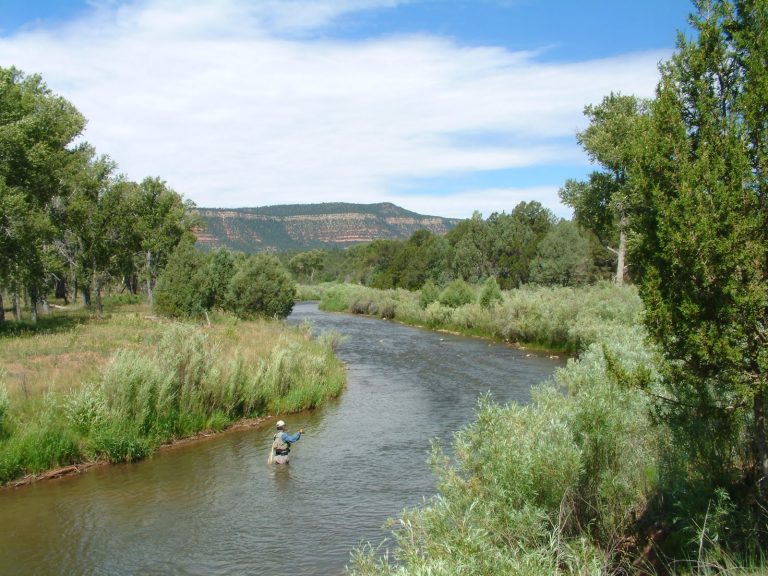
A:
313,281,642,353
350,312,660,575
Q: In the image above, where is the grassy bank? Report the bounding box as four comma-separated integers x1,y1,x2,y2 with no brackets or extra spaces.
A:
300,281,643,353
0,300,345,484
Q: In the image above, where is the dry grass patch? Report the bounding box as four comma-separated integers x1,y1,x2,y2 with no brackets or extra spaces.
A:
0,305,174,400
0,305,320,401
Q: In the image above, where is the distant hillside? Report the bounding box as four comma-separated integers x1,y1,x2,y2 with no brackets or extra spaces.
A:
194,202,461,252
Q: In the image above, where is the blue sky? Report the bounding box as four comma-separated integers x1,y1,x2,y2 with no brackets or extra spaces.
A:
0,1,694,218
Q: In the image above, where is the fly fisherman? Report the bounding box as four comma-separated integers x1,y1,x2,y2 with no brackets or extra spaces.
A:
268,420,304,464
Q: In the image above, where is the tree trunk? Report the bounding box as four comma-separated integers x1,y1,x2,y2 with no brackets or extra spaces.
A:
55,277,68,304
146,250,153,306
13,292,21,321
95,277,103,314
82,285,91,307
0,291,4,324
93,260,103,314
40,297,49,316
615,218,626,287
755,391,768,503
68,258,77,304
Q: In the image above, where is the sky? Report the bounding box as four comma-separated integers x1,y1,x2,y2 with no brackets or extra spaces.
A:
0,0,694,219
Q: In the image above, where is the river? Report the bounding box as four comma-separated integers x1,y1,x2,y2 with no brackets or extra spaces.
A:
0,302,564,575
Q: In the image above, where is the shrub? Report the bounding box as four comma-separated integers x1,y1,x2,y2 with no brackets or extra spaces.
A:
438,279,474,308
419,280,440,309
479,276,503,309
154,239,210,318
379,303,395,319
318,282,643,353
224,254,297,319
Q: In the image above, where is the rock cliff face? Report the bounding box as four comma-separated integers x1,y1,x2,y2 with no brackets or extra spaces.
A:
195,202,460,252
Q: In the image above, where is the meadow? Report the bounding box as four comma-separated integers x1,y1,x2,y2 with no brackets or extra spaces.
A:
0,298,345,484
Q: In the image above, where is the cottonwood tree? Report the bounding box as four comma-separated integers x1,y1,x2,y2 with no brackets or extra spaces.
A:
288,250,325,284
62,149,122,311
560,93,648,287
134,177,198,306
0,67,86,322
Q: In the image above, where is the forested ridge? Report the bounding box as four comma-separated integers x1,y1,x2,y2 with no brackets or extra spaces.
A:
195,202,460,252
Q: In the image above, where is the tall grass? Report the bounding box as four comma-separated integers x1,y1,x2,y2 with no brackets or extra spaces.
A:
0,317,345,482
312,281,643,353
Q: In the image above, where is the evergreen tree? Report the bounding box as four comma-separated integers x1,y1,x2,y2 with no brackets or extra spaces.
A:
206,248,241,310
529,221,594,286
479,276,503,309
629,0,768,526
154,240,209,319
224,254,296,319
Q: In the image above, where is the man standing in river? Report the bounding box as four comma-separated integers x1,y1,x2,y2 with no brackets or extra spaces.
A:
269,420,303,464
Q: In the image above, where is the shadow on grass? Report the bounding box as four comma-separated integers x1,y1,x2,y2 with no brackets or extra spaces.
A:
0,310,93,338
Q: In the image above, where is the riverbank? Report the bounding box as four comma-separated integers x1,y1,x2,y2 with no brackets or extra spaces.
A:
315,283,763,573
4,414,274,488
0,300,346,486
299,281,643,354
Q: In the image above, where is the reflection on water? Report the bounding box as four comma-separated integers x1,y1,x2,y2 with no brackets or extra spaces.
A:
0,302,563,576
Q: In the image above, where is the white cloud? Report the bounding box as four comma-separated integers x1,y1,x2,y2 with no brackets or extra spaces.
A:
0,0,665,219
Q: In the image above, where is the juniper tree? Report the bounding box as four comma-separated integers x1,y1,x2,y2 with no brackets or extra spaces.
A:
628,0,768,517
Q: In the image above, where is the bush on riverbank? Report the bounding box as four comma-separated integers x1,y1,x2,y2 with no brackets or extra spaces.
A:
308,281,642,353
0,313,345,482
350,327,659,575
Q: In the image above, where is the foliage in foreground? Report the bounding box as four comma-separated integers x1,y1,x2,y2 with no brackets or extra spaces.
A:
349,323,658,575
0,321,344,482
562,0,768,554
346,291,764,574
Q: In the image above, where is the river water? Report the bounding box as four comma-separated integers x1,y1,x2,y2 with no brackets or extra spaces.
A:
0,303,563,575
